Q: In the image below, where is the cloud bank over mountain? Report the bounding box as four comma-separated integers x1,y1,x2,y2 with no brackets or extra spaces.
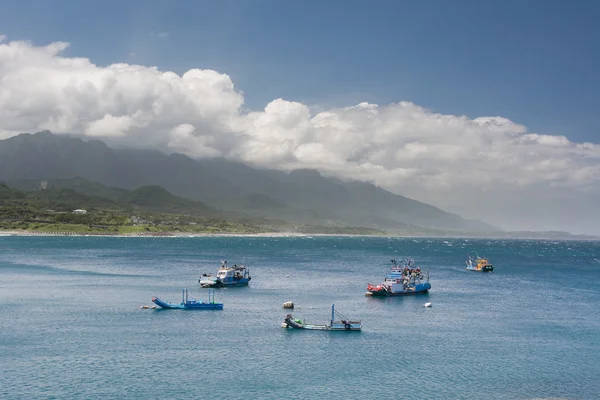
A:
1,38,599,233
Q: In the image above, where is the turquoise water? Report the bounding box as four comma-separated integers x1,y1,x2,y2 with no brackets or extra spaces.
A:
1,235,599,399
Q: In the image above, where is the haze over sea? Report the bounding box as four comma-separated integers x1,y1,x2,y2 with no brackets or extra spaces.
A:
1,235,598,399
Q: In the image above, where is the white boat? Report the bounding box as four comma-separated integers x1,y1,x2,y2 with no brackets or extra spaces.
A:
199,260,251,288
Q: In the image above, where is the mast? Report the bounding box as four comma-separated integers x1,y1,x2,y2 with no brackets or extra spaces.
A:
331,304,335,324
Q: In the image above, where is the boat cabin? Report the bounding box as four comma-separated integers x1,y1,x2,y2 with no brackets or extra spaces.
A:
216,265,250,282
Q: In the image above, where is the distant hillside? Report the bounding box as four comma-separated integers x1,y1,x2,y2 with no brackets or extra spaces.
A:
0,183,24,201
0,131,501,234
1,179,217,217
122,185,214,215
7,177,128,201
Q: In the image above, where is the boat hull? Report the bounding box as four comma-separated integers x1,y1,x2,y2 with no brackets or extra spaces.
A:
199,279,250,288
466,266,494,272
282,321,362,331
367,288,430,297
367,283,431,297
183,303,223,310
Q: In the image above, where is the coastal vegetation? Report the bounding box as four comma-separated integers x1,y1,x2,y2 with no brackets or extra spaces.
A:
0,182,384,236
1,181,596,239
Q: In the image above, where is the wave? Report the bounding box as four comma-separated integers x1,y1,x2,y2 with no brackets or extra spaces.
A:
0,262,152,278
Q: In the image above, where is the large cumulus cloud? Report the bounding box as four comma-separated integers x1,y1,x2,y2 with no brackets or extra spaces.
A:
1,38,599,233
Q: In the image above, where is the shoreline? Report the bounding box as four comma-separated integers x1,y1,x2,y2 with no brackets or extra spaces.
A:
1,229,598,241
0,229,367,238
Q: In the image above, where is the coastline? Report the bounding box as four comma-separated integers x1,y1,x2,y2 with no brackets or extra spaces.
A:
0,229,364,238
1,229,598,241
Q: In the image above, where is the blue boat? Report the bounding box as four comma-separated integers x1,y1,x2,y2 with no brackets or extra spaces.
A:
366,258,431,297
199,260,251,288
281,304,361,331
152,289,223,310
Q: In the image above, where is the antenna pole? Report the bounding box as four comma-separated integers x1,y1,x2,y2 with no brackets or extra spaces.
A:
331,304,335,324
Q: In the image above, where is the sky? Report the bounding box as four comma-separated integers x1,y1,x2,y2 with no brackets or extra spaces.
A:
1,0,599,234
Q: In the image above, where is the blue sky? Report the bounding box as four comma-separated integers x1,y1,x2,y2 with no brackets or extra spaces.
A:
1,0,598,143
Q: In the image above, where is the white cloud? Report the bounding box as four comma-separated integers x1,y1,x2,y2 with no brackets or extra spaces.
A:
85,114,144,137
1,38,599,233
0,38,243,151
167,123,221,158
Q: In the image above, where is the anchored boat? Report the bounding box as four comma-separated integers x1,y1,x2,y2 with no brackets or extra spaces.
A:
152,289,223,310
199,260,251,288
466,253,494,272
366,258,431,297
281,304,361,331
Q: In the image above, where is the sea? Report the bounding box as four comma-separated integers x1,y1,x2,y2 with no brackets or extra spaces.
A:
0,235,599,400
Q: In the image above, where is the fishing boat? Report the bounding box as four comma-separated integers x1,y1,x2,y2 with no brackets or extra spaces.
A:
151,289,223,310
281,304,361,331
199,260,251,288
466,253,494,272
366,258,431,297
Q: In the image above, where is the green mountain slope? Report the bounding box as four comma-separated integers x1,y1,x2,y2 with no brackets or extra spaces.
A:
0,132,501,233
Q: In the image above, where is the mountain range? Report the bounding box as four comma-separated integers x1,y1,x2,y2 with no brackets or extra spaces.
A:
0,131,500,234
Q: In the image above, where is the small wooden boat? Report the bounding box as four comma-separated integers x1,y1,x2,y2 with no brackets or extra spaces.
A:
281,304,361,331
152,289,223,310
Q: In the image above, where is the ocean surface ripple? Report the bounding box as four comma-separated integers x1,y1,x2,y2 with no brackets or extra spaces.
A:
1,236,599,399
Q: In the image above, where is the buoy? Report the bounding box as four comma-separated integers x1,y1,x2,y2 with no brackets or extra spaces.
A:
423,302,432,307
283,301,294,309
365,292,373,296
140,305,150,309
281,323,289,328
